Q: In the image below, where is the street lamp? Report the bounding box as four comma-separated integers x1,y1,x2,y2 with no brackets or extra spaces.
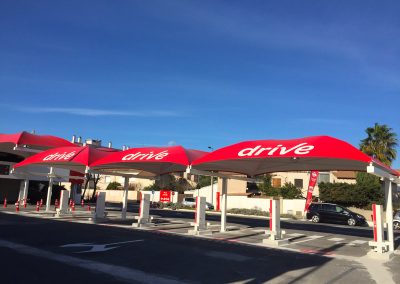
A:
208,146,215,206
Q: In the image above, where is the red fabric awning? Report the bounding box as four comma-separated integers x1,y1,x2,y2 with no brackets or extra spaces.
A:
0,131,74,149
90,146,208,175
13,146,119,173
192,136,399,176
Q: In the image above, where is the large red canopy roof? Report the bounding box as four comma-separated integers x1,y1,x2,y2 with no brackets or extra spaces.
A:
13,146,119,173
192,136,398,176
90,146,208,175
0,131,74,149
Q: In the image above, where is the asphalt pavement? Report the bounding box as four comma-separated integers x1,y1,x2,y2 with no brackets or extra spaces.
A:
0,205,399,283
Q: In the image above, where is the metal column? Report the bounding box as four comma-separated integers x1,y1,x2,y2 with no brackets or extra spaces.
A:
121,177,129,219
220,177,228,232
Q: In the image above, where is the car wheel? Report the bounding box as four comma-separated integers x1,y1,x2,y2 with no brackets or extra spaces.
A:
347,218,356,226
394,221,400,230
311,215,320,223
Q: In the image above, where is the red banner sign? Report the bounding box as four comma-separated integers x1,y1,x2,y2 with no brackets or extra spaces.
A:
304,170,319,212
159,190,171,203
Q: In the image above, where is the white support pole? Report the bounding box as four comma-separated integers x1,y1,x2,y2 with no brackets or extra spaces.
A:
95,192,106,219
133,193,152,227
210,176,214,205
121,177,129,219
368,204,388,254
56,190,69,216
386,181,394,252
22,179,29,202
46,167,54,212
189,196,211,235
220,177,228,232
263,199,287,246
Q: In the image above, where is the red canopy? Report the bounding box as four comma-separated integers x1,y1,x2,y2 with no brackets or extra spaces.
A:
13,146,119,173
90,146,208,175
0,131,74,149
192,136,398,176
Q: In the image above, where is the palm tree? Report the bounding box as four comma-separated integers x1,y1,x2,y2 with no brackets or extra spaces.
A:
360,123,398,166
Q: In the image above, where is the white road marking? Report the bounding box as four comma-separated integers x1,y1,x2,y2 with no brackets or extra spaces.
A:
0,239,183,284
286,233,305,237
61,240,143,253
348,240,367,245
284,235,324,245
327,238,345,242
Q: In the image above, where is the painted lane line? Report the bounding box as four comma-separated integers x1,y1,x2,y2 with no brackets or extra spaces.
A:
283,235,324,246
61,240,144,253
348,240,368,245
286,233,305,237
0,239,184,284
327,238,345,242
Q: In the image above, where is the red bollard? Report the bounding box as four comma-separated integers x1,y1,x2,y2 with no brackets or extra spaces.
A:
15,201,20,212
87,205,91,212
69,199,73,208
40,199,43,208
55,199,59,209
23,199,27,208
36,201,40,212
81,199,84,207
3,197,7,208
71,201,75,212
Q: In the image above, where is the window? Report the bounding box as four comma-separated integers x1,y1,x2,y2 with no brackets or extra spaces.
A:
294,179,303,188
0,164,10,175
105,176,111,183
318,172,330,184
323,204,336,212
272,178,281,188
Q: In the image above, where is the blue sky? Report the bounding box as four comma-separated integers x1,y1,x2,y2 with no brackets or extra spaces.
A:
1,1,399,167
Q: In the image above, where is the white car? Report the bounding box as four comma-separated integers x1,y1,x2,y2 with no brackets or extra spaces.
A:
182,197,214,210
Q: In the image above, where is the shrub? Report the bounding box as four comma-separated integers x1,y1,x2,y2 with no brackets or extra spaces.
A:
106,182,121,190
280,182,304,199
319,181,383,208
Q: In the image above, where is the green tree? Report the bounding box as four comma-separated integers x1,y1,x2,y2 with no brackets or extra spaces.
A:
360,123,398,166
280,182,304,199
196,176,213,189
106,181,121,190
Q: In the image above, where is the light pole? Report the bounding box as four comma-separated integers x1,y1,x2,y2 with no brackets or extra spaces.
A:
208,146,214,205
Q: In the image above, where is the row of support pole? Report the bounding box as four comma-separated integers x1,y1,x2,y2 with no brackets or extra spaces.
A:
13,167,397,258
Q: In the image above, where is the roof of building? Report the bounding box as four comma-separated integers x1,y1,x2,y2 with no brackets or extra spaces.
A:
332,171,357,179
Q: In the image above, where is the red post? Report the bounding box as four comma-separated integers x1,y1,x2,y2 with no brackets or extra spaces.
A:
72,201,75,212
55,199,59,209
23,199,27,208
40,199,43,208
69,199,73,208
269,199,273,232
87,205,91,212
36,201,40,212
372,203,377,242
216,192,221,211
195,196,198,224
81,199,84,207
3,197,7,208
15,201,20,212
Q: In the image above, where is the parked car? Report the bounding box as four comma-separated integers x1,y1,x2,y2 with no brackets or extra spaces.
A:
182,197,214,210
394,210,400,230
306,202,367,226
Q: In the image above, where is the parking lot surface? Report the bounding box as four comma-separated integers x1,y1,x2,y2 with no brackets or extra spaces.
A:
0,205,399,283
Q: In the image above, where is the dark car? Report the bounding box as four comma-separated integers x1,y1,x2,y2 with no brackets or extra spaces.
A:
306,202,366,226
394,210,400,230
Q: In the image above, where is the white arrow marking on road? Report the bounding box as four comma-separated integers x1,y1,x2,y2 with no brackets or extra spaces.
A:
61,240,143,253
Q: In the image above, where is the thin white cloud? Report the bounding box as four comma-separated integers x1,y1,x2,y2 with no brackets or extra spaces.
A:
16,106,180,117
